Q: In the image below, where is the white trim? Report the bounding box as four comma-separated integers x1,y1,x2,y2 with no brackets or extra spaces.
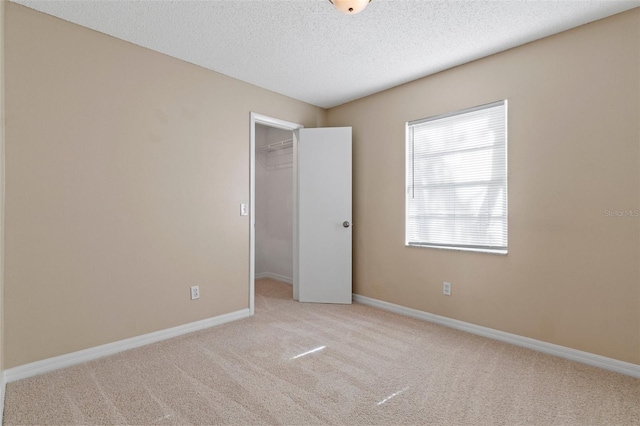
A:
292,130,300,301
406,243,508,255
4,308,251,383
254,272,293,285
249,113,303,314
0,371,6,425
353,294,640,379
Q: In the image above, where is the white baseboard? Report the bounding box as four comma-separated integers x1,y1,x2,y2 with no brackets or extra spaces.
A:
353,294,640,379
4,308,251,383
0,370,6,425
255,272,292,285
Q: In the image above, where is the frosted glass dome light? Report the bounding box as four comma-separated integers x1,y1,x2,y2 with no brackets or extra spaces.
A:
329,0,372,15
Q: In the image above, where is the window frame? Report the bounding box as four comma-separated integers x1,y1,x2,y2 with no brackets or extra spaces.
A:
404,100,508,255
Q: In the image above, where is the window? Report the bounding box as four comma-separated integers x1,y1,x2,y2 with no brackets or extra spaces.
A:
405,100,507,254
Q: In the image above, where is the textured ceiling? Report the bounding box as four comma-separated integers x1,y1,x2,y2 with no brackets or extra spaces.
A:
11,0,640,108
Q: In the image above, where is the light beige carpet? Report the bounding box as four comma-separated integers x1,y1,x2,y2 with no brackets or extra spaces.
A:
4,278,639,425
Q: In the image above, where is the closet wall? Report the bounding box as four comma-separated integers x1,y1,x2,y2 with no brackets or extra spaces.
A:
255,124,294,283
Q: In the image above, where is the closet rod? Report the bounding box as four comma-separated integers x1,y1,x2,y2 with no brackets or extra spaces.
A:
257,138,293,152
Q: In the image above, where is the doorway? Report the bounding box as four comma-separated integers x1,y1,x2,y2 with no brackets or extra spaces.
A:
250,114,353,313
249,113,303,314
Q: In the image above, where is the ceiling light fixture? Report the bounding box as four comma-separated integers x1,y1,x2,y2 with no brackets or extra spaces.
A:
328,0,372,15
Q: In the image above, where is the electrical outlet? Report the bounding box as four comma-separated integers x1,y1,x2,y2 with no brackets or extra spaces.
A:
190,285,200,300
443,282,452,296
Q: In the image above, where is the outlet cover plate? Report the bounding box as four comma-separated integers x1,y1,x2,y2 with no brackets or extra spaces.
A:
443,282,451,296
190,285,200,300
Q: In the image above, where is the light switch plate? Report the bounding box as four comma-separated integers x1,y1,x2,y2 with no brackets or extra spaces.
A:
240,203,248,216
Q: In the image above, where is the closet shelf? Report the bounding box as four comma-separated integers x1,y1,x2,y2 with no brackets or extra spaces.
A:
257,138,293,152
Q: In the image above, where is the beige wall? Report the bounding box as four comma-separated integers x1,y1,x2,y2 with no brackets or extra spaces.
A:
328,9,640,364
3,3,326,368
0,0,5,373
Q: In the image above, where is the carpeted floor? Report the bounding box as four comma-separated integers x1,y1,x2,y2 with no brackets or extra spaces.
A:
4,278,640,425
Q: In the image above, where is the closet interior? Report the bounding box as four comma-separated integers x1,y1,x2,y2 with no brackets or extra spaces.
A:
255,124,294,284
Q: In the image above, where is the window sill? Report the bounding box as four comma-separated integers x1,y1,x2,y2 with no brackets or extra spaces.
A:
406,243,507,255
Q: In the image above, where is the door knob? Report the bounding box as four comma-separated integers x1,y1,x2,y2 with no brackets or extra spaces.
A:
343,221,350,228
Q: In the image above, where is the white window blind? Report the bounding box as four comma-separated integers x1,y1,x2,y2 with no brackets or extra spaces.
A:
406,100,507,253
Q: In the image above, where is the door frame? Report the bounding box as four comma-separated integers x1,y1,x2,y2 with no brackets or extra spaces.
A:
249,113,303,315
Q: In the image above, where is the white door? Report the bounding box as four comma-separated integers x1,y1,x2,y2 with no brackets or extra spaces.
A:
294,127,352,304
